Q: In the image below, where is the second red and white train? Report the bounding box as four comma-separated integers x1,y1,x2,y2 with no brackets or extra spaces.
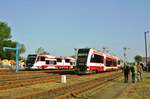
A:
75,48,121,73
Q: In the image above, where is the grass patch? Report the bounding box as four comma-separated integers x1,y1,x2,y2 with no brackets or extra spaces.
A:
0,79,10,83
145,77,150,79
117,72,150,99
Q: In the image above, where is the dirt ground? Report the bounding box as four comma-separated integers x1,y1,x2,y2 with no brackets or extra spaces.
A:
77,72,150,99
0,71,150,99
0,71,120,98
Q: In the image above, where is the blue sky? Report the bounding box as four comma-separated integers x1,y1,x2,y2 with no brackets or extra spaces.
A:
0,0,150,61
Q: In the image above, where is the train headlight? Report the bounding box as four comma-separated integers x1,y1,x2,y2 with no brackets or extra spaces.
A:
87,67,90,70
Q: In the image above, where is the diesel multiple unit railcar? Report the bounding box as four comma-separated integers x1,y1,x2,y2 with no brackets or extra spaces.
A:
26,54,75,69
75,48,121,74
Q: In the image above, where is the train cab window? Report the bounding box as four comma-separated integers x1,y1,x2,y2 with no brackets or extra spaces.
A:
27,54,37,64
40,56,45,61
37,56,40,61
65,59,70,63
57,58,62,62
90,54,104,63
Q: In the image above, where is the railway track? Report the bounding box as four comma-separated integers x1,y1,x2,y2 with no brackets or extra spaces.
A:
0,73,56,81
0,76,59,90
0,73,78,90
0,69,75,75
0,69,75,90
0,69,75,82
15,71,122,99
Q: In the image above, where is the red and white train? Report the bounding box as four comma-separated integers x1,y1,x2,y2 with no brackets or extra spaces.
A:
26,54,75,69
75,48,121,73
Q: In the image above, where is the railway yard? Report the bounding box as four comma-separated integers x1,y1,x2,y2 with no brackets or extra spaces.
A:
1,0,150,98
0,69,150,99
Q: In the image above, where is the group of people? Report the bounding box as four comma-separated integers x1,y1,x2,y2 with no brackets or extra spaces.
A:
123,62,143,83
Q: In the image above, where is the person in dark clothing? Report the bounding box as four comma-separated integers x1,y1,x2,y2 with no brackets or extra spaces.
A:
123,63,130,83
140,63,144,71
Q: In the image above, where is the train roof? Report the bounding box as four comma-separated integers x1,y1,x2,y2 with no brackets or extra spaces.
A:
55,56,75,60
75,47,120,59
38,54,56,58
28,54,55,58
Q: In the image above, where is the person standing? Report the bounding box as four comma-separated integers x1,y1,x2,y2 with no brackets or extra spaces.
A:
123,63,130,83
137,62,143,81
131,63,137,83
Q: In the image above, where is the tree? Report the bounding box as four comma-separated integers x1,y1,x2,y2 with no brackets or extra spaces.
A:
19,44,26,54
134,55,142,63
0,22,11,41
0,40,16,60
0,21,13,60
19,43,26,60
0,21,26,60
36,47,49,55
0,22,11,53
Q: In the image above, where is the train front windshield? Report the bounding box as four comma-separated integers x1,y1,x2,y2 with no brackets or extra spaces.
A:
76,49,90,71
26,54,37,68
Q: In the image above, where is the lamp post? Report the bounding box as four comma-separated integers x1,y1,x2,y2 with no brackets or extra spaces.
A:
123,47,129,62
144,31,149,72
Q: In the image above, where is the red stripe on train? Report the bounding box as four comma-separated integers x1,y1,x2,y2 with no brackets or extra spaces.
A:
55,65,72,69
88,66,104,71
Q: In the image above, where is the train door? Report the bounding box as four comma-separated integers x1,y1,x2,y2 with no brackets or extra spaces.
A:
89,53,104,72
64,58,71,69
105,56,113,71
45,58,57,69
34,55,46,69
56,57,63,69
70,58,76,68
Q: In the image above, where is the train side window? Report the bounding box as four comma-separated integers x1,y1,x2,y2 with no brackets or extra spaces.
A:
54,61,57,65
65,59,70,63
57,58,62,62
106,58,113,66
46,60,49,64
50,61,57,65
40,56,45,61
118,60,120,65
113,60,117,66
90,54,104,63
46,60,56,65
